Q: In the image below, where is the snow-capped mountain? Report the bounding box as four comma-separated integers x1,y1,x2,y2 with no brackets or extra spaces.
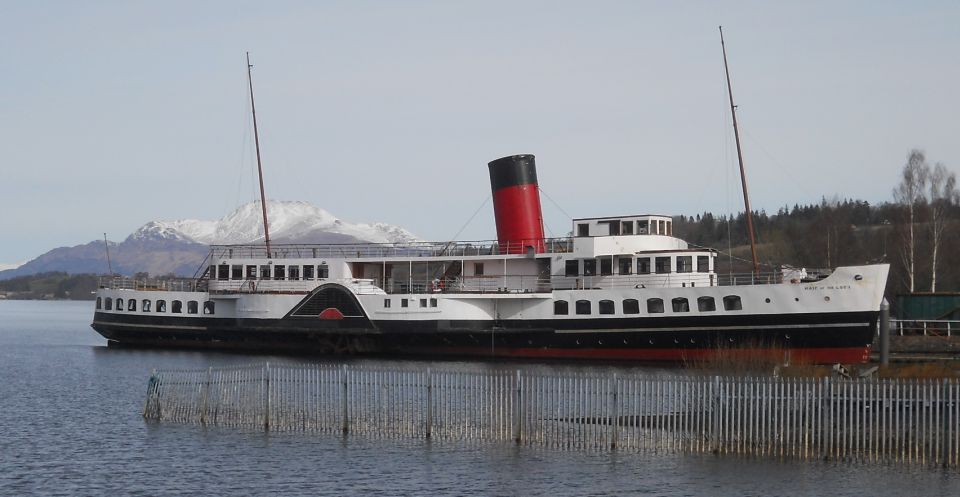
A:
128,201,419,245
0,201,420,280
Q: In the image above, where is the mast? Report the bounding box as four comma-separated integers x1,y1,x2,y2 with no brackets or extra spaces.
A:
246,52,272,257
719,26,760,277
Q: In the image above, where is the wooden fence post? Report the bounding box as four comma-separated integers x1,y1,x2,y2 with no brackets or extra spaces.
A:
425,368,433,439
341,364,349,435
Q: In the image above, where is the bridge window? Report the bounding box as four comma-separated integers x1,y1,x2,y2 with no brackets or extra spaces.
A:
116,298,124,311
637,220,649,234
565,260,579,277
697,256,710,273
303,265,315,280
723,295,743,311
104,298,112,310
575,300,591,315
621,221,634,235
246,265,257,278
231,265,243,279
172,300,182,313
583,260,597,276
598,300,615,315
187,301,198,314
156,300,166,312
623,299,640,314
289,265,300,281
259,265,271,280
672,298,690,312
318,264,329,279
203,301,215,315
647,298,664,313
96,297,102,310
698,296,716,312
128,299,136,311
676,256,693,273
554,300,569,315
655,257,671,274
577,223,589,237
600,257,613,276
217,264,229,280
666,220,672,235
474,263,484,276
637,258,651,274
618,258,632,275
274,265,286,280
659,220,666,235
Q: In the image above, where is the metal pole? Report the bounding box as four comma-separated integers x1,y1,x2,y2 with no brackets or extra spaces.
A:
425,368,433,439
341,365,349,434
880,298,890,367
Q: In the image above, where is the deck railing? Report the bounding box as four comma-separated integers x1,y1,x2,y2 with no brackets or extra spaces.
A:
98,276,205,293
893,319,959,337
144,364,960,468
208,239,575,260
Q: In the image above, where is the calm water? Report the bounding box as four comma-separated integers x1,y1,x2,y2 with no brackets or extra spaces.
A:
1,300,958,496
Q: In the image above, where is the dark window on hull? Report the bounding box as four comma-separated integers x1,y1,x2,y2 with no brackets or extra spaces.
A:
246,265,257,278
318,264,329,279
723,295,743,311
598,300,615,315
575,300,591,315
565,260,579,277
289,266,300,281
260,265,271,280
96,297,102,310
203,301,215,315
303,265,315,280
128,299,136,311
599,258,612,276
156,300,166,312
623,299,640,314
698,296,716,312
142,299,151,312
187,301,198,314
274,265,286,280
217,265,229,280
672,298,690,312
172,300,182,313
647,298,664,313
116,299,124,311
554,300,569,315
104,298,112,310
231,265,243,280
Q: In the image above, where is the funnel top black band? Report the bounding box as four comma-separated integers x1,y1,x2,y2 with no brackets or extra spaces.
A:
488,154,538,191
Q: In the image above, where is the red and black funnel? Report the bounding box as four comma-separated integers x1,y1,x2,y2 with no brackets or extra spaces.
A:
488,154,546,254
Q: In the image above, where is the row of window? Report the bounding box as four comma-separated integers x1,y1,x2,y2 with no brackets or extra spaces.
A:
554,295,742,315
214,264,329,282
384,297,438,309
577,219,673,237
565,255,710,277
97,297,215,315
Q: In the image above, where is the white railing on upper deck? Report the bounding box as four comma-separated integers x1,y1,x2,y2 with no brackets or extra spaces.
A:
99,276,205,293
208,239,574,260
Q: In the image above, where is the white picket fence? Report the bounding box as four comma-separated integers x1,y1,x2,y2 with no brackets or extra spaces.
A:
143,364,960,468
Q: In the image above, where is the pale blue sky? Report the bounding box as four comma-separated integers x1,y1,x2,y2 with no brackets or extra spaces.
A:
1,1,957,265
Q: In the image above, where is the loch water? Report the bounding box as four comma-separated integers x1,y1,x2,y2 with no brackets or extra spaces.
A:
1,299,959,496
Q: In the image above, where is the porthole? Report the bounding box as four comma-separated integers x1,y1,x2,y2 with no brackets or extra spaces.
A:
764,298,771,303
824,296,831,302
794,297,799,302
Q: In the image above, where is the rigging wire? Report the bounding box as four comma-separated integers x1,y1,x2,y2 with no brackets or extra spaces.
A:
538,186,574,237
446,195,491,242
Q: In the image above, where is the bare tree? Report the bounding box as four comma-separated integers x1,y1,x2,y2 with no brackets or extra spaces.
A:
928,162,958,292
892,150,928,293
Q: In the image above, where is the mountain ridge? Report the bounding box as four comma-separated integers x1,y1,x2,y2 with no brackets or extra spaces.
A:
0,201,419,280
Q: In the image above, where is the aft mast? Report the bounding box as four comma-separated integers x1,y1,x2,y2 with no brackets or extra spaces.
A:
246,52,272,257
719,26,760,277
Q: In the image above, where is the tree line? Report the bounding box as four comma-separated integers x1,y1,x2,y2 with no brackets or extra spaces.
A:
673,149,959,298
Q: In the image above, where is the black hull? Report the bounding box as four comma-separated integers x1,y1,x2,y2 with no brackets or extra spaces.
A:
91,310,878,364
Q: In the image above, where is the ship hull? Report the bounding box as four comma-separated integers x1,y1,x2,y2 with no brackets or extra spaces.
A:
91,309,877,364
